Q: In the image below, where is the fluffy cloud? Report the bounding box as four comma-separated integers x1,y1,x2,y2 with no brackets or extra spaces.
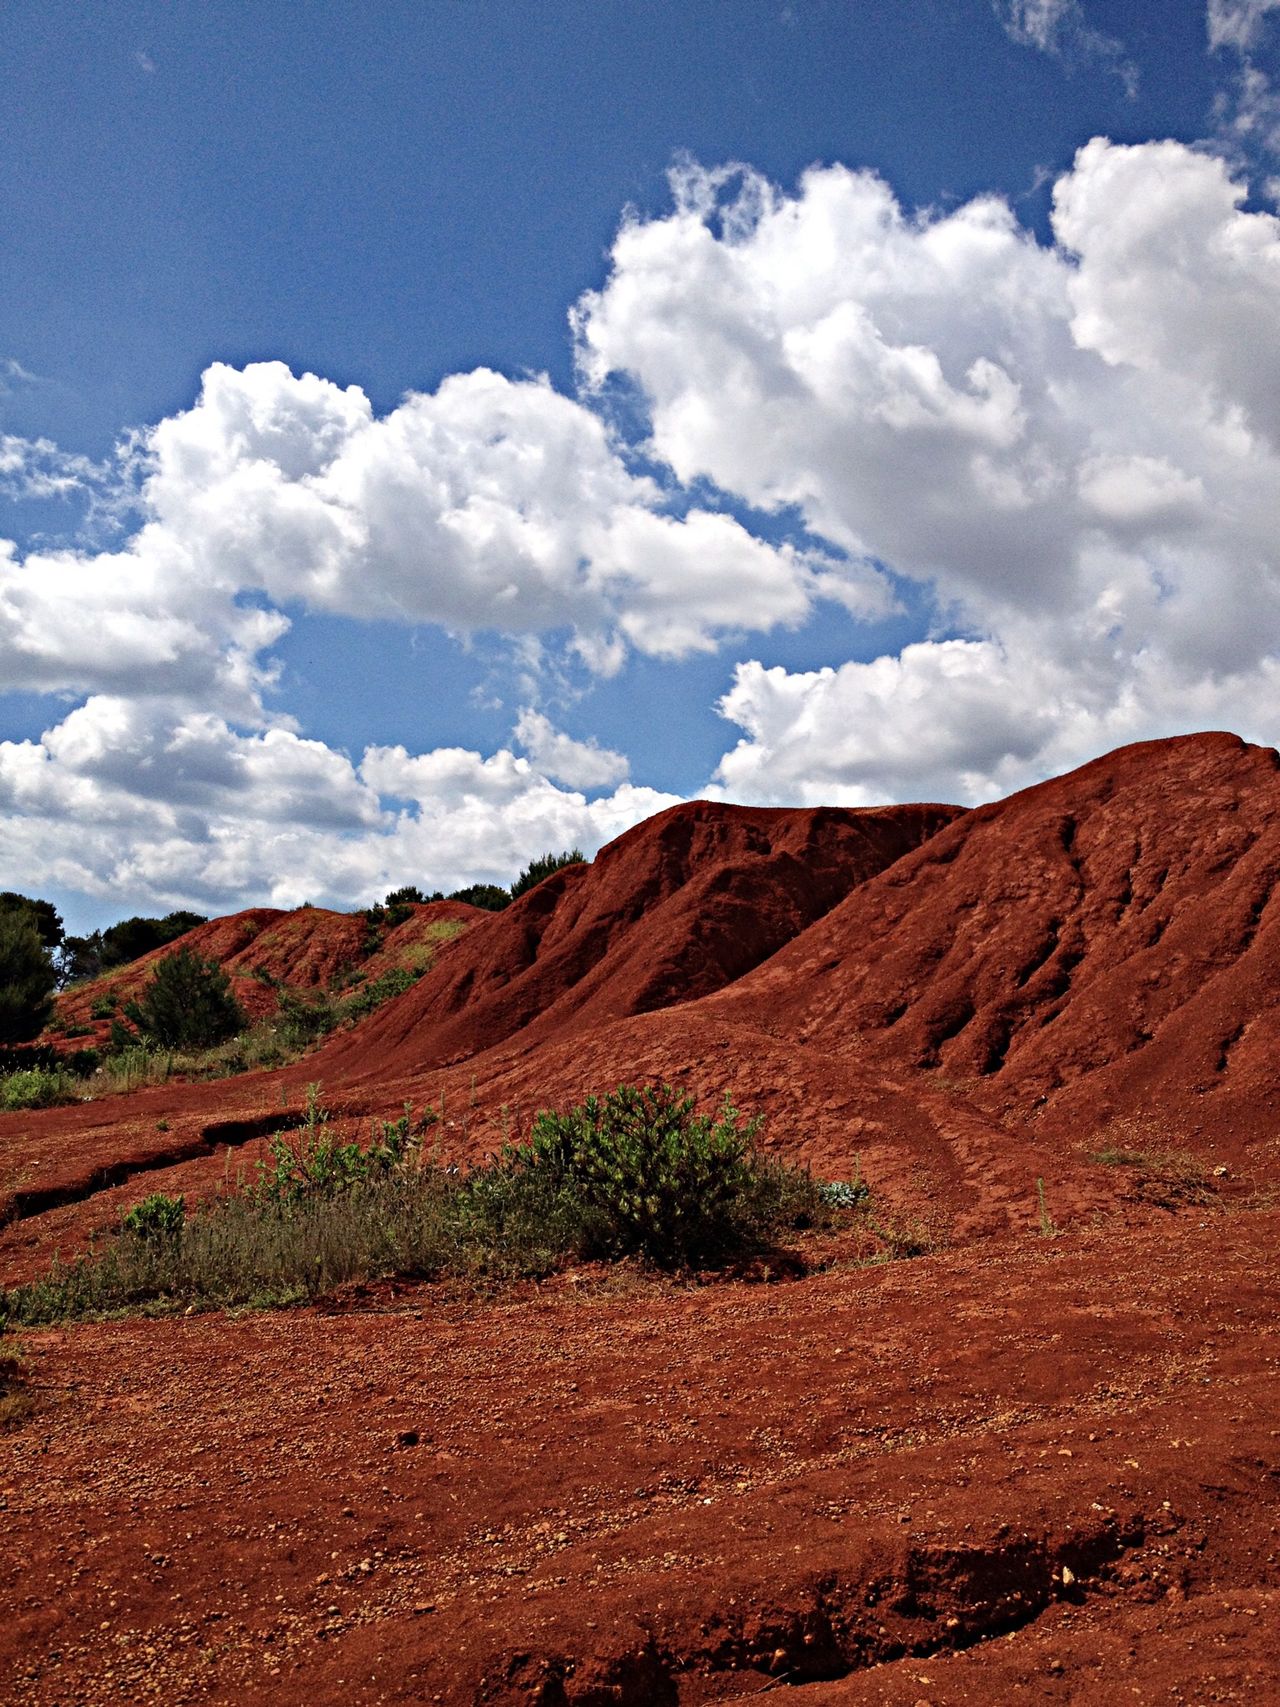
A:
0,694,676,915
576,140,1280,804
1,359,851,714
513,710,629,790
7,132,1280,915
135,359,836,661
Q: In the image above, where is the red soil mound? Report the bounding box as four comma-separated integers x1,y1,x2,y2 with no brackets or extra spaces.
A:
318,800,961,1087
708,731,1280,1152
51,898,482,1042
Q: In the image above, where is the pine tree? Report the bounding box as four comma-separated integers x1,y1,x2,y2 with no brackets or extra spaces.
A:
0,912,56,1043
122,946,246,1049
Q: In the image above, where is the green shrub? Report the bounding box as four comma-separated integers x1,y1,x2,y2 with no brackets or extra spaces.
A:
491,1082,800,1268
251,1089,417,1207
340,965,416,1022
0,1067,79,1110
121,946,246,1049
89,994,117,1019
274,988,341,1047
510,848,586,902
448,883,510,911
122,1193,186,1243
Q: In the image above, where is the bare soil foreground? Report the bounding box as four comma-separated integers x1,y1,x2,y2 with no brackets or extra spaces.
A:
3,732,1280,1702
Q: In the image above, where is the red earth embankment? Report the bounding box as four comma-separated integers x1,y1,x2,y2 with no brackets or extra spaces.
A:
4,731,1280,1702
702,731,1280,1155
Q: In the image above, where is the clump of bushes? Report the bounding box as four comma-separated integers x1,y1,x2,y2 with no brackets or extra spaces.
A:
480,1083,807,1268
122,1193,186,1243
1,1083,856,1322
509,848,586,902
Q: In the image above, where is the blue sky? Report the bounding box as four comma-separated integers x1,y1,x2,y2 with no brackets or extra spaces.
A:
3,0,1280,929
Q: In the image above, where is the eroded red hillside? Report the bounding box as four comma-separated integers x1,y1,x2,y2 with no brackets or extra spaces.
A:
707,731,1280,1151
3,733,1280,1705
318,800,961,1087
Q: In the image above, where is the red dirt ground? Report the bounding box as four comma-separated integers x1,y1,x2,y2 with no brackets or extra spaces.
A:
3,732,1279,1702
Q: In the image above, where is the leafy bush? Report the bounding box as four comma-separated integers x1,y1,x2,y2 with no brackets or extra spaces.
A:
447,882,510,911
0,1067,79,1111
488,1083,806,1268
122,1193,186,1243
89,994,117,1019
340,965,416,1022
251,1088,416,1207
121,946,246,1049
0,911,57,1044
510,848,586,902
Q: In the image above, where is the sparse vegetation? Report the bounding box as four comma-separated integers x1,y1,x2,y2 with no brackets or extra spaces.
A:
0,1065,80,1110
0,1083,887,1322
0,1317,33,1429
1036,1176,1059,1238
1091,1142,1216,1208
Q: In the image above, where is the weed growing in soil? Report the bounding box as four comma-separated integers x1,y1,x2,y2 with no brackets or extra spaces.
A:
1036,1176,1059,1238
1,1084,881,1322
0,1313,33,1428
1091,1144,1216,1208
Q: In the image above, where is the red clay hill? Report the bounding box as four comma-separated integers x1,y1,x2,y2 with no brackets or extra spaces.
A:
4,731,1280,1706
318,798,961,1087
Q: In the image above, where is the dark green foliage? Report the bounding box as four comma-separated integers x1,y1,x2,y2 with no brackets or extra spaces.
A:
0,911,57,1043
447,882,510,911
55,933,104,986
57,909,207,987
497,1083,776,1267
122,1193,186,1243
509,848,587,902
100,911,207,971
0,1043,96,1078
121,946,246,1049
0,893,64,950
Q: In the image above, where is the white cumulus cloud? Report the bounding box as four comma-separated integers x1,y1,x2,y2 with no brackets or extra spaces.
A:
576,141,1280,804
